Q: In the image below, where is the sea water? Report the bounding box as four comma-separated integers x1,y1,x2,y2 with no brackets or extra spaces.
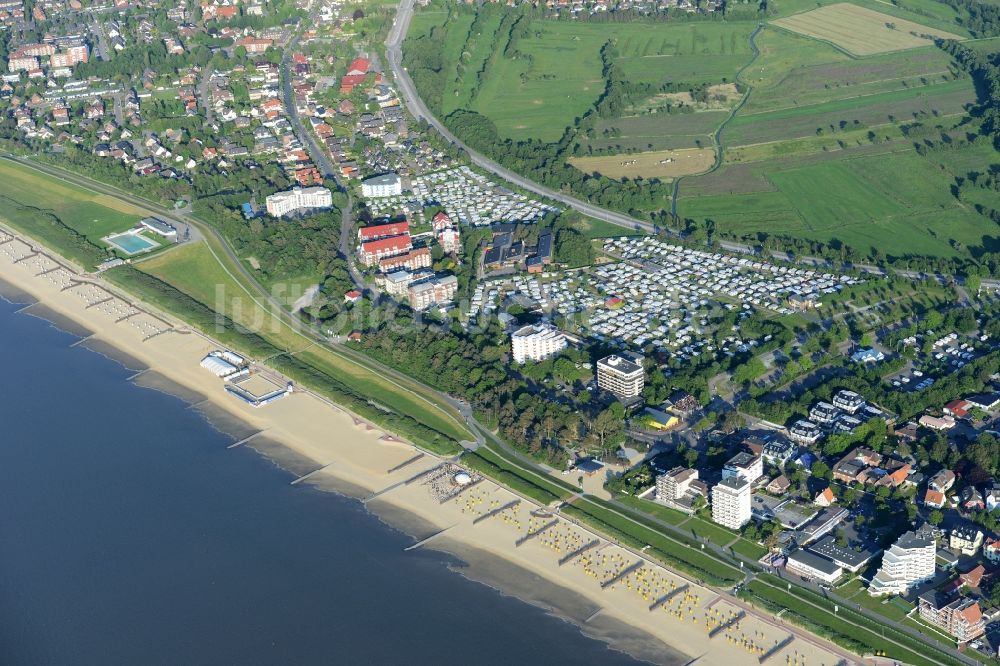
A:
0,296,649,665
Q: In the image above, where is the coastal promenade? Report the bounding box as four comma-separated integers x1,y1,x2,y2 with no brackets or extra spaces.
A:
0,226,855,666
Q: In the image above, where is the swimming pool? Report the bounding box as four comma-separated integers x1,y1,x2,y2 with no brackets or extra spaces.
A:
105,232,158,255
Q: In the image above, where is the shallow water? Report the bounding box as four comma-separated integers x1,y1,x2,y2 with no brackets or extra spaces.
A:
0,297,653,665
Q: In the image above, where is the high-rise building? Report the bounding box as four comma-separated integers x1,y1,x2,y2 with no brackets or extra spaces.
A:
596,354,644,399
510,324,566,363
722,452,763,483
712,477,751,529
869,531,936,596
265,186,332,218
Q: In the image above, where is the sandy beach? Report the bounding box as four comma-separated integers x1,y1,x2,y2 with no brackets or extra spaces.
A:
0,229,858,666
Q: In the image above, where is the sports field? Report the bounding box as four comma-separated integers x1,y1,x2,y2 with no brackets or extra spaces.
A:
772,3,963,56
569,147,715,179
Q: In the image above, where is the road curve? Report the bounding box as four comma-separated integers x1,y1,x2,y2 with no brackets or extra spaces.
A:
384,0,657,235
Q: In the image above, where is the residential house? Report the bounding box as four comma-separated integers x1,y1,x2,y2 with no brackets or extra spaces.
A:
949,525,984,556
814,487,836,507
766,475,790,496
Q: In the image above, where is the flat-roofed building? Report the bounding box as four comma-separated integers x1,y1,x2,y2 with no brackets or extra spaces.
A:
808,536,878,574
786,549,843,584
596,354,644,400
869,530,936,596
360,173,402,198
407,275,458,311
657,467,698,503
378,247,431,273
266,186,332,218
140,217,176,237
511,324,566,363
722,451,763,483
712,476,751,529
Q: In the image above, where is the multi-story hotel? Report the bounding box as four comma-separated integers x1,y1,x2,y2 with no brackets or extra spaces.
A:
408,275,458,311
596,354,644,399
711,476,751,529
869,531,936,596
510,324,566,363
265,186,332,218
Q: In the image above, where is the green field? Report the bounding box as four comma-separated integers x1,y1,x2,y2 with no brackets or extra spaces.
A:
728,78,975,145
672,1,994,262
414,11,756,143
681,150,993,258
130,243,473,447
0,159,144,244
408,1,995,262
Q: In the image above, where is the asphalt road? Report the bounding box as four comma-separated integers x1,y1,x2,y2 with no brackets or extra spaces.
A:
281,22,337,178
384,0,657,235
385,3,988,293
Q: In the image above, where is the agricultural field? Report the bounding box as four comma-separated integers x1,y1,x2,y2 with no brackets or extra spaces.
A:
587,111,727,152
742,42,962,115
726,77,975,145
408,0,993,262
569,147,716,179
0,159,145,244
772,3,963,56
679,150,994,258
415,11,756,143
670,0,993,263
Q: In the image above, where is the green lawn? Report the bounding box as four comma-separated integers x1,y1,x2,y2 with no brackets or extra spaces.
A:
136,242,473,445
617,495,690,525
747,577,965,666
0,159,145,243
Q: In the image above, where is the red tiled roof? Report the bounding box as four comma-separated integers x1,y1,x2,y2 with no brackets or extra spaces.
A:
347,57,370,75
358,220,408,241
924,489,945,507
361,236,411,255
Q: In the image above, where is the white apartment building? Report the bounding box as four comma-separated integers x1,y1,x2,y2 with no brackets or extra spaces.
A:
408,275,458,311
265,186,333,217
869,531,936,596
722,452,763,483
656,467,698,502
360,173,402,198
596,354,644,399
712,477,751,529
511,324,566,363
